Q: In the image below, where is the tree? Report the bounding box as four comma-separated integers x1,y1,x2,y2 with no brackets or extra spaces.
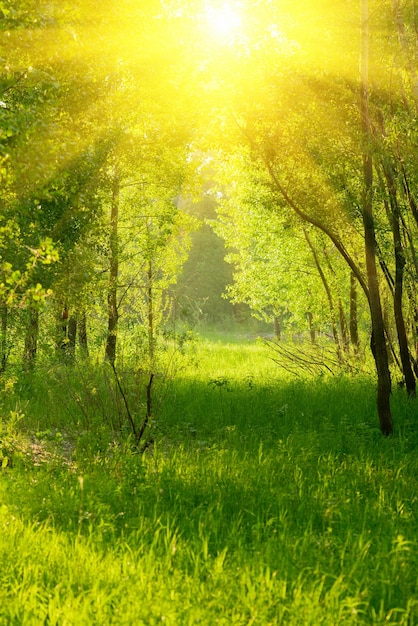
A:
189,0,418,433
212,149,364,354
1,0,199,368
104,164,120,365
359,0,393,434
175,194,246,327
110,171,197,370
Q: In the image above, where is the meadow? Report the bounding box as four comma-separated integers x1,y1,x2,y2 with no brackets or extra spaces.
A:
0,335,418,625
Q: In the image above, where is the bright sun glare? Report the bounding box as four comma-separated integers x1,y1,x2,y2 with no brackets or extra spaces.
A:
205,3,242,39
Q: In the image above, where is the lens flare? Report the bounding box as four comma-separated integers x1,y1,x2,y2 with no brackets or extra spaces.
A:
205,3,242,39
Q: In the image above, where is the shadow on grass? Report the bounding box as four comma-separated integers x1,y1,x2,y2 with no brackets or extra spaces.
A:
1,374,417,552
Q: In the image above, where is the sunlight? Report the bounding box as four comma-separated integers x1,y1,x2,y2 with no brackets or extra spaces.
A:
205,2,242,40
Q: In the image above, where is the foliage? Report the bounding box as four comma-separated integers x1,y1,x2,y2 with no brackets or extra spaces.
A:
174,195,246,326
211,150,355,334
0,230,58,306
1,2,418,620
115,185,198,368
0,409,27,468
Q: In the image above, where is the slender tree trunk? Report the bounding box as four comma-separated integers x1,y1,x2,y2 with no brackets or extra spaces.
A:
23,308,39,367
404,283,418,374
338,299,350,353
393,215,415,393
55,305,68,357
306,311,316,344
400,164,418,229
147,258,155,367
399,205,418,375
105,168,120,365
303,229,343,363
360,0,393,434
322,245,350,353
375,105,416,393
0,300,8,373
382,164,416,394
349,272,359,352
382,303,394,367
400,210,418,278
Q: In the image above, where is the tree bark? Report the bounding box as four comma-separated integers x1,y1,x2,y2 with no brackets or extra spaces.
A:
147,258,155,367
322,245,350,354
105,167,120,365
360,0,393,434
0,300,8,373
349,272,359,352
392,216,415,394
55,305,68,357
303,229,343,363
400,164,418,229
306,311,316,344
381,162,416,395
338,299,350,353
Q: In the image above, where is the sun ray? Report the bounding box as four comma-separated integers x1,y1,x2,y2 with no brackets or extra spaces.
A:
205,2,242,40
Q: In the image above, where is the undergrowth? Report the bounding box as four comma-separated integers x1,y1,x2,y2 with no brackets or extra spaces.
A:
0,337,417,624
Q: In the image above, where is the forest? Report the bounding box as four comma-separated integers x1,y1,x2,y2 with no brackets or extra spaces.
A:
1,1,418,624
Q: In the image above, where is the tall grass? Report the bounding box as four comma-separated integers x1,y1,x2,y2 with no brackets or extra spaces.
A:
0,336,417,624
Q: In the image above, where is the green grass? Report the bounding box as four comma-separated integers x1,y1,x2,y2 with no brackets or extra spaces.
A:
0,337,418,624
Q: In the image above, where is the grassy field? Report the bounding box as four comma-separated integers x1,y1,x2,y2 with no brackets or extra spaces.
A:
0,336,418,624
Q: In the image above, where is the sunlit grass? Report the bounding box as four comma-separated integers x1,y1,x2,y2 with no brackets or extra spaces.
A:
183,333,281,381
1,335,418,624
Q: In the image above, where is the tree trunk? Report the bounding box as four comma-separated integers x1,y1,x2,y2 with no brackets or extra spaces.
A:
400,164,418,229
382,163,416,394
322,245,350,354
338,299,350,353
105,168,120,365
349,272,359,352
399,215,418,374
147,258,155,367
23,308,39,367
0,300,8,373
392,217,416,394
303,229,343,363
405,283,418,374
360,0,393,434
306,311,316,344
375,106,416,394
58,305,68,348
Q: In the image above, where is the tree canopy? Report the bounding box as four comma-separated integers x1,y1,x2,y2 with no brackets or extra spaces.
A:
1,0,418,431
